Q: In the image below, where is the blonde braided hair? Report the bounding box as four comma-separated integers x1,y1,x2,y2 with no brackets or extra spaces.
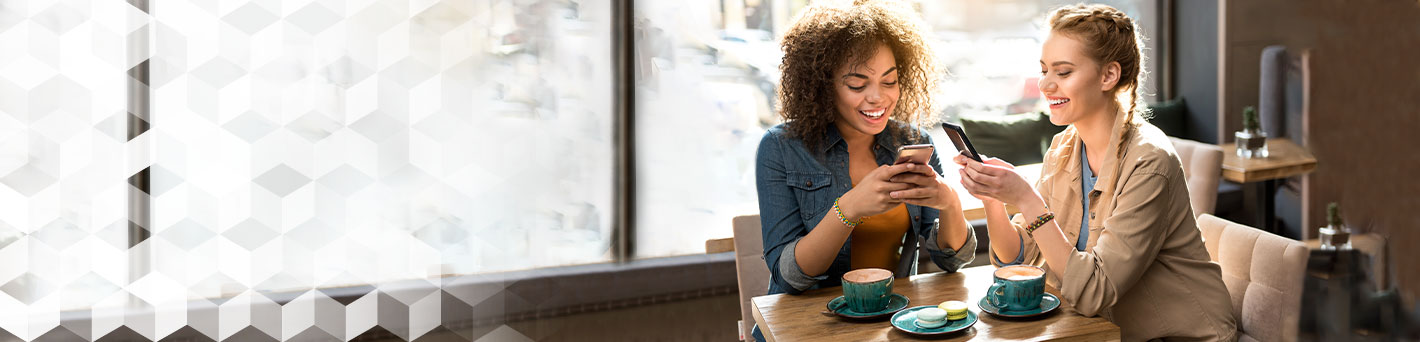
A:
1047,4,1148,153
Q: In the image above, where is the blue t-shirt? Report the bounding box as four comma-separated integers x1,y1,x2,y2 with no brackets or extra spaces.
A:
1078,145,1097,251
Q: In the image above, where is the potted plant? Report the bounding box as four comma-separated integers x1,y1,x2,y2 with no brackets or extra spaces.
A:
1235,106,1269,158
1318,202,1351,250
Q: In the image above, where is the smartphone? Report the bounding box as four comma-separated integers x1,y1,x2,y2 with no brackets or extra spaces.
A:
894,144,934,165
940,122,982,162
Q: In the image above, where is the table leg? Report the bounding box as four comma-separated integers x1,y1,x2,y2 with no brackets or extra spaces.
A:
1242,179,1280,234
1262,179,1278,234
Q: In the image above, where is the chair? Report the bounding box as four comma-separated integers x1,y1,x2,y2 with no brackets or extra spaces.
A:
1259,46,1313,237
1349,233,1389,289
731,215,769,340
1170,137,1225,216
1197,214,1309,342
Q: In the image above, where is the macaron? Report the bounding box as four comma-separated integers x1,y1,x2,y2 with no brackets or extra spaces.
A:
914,307,948,328
939,301,969,321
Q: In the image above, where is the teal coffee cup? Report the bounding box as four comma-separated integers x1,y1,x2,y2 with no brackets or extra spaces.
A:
988,265,1045,312
842,268,894,313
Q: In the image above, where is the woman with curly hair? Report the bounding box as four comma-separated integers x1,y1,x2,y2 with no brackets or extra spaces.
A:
957,4,1238,340
754,0,976,336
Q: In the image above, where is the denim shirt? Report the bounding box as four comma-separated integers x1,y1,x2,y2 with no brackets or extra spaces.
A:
754,121,977,296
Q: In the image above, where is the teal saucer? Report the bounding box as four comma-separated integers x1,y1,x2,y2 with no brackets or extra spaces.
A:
826,293,909,319
978,293,1061,318
891,305,977,336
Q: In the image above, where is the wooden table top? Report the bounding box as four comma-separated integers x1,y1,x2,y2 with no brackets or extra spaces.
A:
1220,138,1317,183
751,266,1120,341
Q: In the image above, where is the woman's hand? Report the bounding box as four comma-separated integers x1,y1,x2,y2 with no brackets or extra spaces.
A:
950,155,1001,206
838,163,916,220
886,163,960,211
954,155,1037,206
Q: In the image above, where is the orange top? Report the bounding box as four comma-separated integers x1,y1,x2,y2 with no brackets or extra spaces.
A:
849,203,910,270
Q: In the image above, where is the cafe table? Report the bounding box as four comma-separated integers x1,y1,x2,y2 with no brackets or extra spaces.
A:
1219,138,1317,235
751,265,1120,341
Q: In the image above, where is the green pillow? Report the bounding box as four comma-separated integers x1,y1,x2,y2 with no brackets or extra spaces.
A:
1147,98,1188,138
956,98,1187,165
959,112,1065,165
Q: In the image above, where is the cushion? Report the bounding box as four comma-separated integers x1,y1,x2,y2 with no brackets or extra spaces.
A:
1147,97,1189,138
959,112,1064,165
1169,137,1224,216
960,98,1185,165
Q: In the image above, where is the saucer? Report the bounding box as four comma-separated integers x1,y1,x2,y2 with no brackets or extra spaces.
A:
891,305,977,336
977,293,1060,318
826,293,909,319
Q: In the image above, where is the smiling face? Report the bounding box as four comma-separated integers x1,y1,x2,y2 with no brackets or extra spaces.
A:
1038,33,1121,126
832,43,900,139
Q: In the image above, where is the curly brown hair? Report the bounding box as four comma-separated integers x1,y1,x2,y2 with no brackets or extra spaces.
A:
776,0,940,152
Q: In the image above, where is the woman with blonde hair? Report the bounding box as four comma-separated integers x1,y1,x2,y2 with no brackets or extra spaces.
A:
753,0,977,339
957,4,1238,341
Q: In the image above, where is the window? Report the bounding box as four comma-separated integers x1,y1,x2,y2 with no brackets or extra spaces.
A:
1,0,614,327
143,0,615,296
632,1,783,258
921,0,1158,118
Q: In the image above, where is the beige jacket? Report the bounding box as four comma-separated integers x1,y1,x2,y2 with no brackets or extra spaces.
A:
991,113,1238,341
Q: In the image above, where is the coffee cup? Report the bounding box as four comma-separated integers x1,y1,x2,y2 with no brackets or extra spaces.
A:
842,268,894,313
987,265,1045,312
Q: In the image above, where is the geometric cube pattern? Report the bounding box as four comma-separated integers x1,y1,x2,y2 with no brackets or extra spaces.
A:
0,0,613,340
0,0,137,340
